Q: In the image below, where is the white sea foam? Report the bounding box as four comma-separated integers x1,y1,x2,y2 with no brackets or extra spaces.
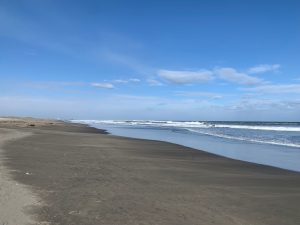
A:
72,120,300,132
186,129,300,148
213,124,300,132
71,120,300,148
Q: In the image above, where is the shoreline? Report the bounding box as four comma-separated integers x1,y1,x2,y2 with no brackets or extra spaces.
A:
1,117,300,225
85,122,300,174
82,122,300,173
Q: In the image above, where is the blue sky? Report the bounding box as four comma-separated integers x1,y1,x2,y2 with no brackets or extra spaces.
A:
1,0,300,121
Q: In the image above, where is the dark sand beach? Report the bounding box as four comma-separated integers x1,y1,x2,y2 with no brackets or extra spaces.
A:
1,117,300,225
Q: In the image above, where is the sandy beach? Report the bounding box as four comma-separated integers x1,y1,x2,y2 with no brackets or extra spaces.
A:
1,117,300,225
0,127,39,225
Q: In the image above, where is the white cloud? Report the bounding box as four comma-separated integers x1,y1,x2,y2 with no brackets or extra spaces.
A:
91,82,114,89
248,64,280,74
147,79,163,86
158,69,214,84
215,67,265,85
176,91,223,99
242,84,300,94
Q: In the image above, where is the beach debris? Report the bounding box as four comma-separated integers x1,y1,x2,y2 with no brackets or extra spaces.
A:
68,210,81,215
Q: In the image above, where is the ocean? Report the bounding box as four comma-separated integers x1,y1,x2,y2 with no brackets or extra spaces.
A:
72,120,300,172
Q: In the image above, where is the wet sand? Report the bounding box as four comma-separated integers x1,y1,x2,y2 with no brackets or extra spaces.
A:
1,117,300,225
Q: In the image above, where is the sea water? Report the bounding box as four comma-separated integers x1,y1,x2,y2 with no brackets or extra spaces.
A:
72,120,300,172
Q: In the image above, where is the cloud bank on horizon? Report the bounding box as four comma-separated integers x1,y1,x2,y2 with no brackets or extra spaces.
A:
0,0,300,121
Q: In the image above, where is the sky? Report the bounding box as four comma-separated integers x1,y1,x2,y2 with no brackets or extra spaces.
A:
0,0,300,121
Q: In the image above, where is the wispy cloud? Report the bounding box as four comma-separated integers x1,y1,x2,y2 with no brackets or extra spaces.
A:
0,94,213,120
101,51,152,74
147,79,163,86
91,78,140,88
158,70,214,84
112,78,140,84
248,64,280,74
229,98,300,112
175,91,223,99
91,83,115,89
215,67,265,85
1,94,299,121
129,78,141,82
23,81,85,89
242,84,300,94
0,5,76,56
112,79,129,84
